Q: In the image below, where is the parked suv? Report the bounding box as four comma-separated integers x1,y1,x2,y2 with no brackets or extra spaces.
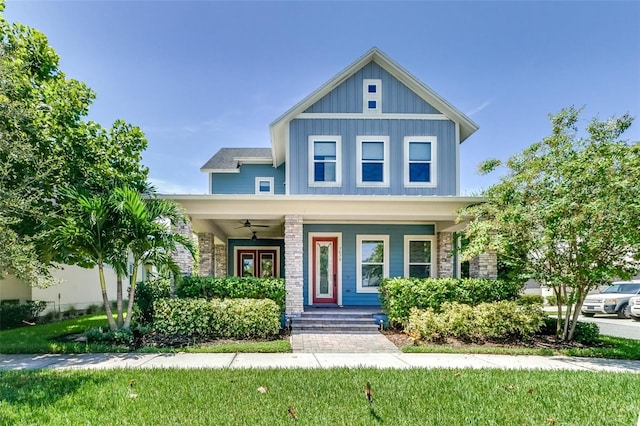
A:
581,281,640,319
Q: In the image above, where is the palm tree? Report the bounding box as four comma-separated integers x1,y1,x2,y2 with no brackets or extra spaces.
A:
112,187,194,329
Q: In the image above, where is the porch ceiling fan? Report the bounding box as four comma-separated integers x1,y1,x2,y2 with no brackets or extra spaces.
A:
235,219,269,229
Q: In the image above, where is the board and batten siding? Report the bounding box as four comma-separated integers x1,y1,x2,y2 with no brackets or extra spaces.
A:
211,164,285,195
304,61,441,114
303,223,435,306
289,118,457,195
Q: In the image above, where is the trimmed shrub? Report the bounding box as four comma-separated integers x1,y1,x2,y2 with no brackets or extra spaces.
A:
517,294,544,306
541,317,600,345
133,278,171,324
152,298,280,339
404,301,545,342
176,276,286,312
0,301,47,330
379,277,524,326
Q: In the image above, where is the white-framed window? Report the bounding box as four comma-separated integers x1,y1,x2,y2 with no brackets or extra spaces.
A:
255,177,274,194
363,79,382,114
404,136,437,187
356,235,389,293
356,136,389,187
308,135,342,187
404,235,436,278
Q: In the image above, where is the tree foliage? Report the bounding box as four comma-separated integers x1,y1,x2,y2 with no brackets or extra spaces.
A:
460,107,640,341
0,3,148,286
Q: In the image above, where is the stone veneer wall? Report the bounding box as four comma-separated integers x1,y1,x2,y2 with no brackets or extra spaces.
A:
198,233,214,277
469,250,498,279
284,215,303,315
436,231,454,278
173,219,195,275
214,244,227,277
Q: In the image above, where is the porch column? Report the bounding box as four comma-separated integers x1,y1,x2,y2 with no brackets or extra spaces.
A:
197,233,214,277
214,243,227,277
436,231,454,278
284,214,303,315
469,250,498,279
173,218,195,275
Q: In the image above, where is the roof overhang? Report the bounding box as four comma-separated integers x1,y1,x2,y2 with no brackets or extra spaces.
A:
268,47,479,167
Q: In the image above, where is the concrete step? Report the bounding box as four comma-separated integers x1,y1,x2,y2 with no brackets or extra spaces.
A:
290,311,382,334
291,323,380,334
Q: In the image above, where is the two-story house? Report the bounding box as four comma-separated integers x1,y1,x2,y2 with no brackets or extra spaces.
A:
166,48,495,317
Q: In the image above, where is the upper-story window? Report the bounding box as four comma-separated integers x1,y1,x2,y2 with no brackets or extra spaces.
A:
363,79,381,114
404,136,437,187
309,135,342,187
357,136,389,187
255,177,274,195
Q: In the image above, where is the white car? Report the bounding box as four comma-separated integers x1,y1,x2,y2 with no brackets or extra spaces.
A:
628,293,640,321
581,281,640,319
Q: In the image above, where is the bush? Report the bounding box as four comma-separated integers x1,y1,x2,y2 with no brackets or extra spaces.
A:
176,276,286,312
84,325,151,346
152,298,281,339
133,278,171,324
541,317,600,345
517,294,544,306
546,294,568,306
0,301,47,330
379,277,524,326
404,301,545,342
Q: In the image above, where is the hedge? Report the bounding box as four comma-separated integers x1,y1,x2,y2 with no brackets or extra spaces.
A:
133,278,171,325
176,276,285,311
0,301,47,330
405,301,546,342
379,277,524,327
152,298,280,339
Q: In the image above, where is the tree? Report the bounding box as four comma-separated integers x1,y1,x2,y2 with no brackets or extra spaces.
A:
0,2,148,286
460,107,640,341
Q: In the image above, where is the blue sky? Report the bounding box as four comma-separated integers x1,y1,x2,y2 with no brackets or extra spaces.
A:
5,1,639,195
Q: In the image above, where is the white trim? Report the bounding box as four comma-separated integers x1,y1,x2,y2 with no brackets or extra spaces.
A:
233,246,281,278
455,122,460,196
285,122,290,195
296,113,448,120
404,136,437,188
308,135,342,187
363,79,382,114
403,235,436,278
200,168,240,174
234,157,273,165
356,136,390,187
208,173,213,195
307,232,343,306
255,177,274,195
356,234,389,294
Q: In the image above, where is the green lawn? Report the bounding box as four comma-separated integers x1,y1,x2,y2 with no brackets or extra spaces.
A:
1,368,638,425
0,314,290,354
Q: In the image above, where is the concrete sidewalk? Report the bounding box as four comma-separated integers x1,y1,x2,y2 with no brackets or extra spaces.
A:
2,352,640,373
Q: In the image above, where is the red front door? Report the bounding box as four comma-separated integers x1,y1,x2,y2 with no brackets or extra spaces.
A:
312,237,338,304
237,249,278,278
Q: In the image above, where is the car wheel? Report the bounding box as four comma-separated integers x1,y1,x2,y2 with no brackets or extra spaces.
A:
582,313,595,317
632,316,640,322
617,303,631,319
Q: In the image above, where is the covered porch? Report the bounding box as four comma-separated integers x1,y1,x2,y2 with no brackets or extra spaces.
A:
165,195,496,317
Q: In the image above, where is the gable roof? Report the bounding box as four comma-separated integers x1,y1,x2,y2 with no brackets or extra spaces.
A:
269,47,479,166
201,148,273,172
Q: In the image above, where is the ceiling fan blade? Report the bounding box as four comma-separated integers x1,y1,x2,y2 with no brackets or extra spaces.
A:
252,224,270,228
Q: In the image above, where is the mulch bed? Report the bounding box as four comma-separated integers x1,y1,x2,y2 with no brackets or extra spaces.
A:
380,330,606,350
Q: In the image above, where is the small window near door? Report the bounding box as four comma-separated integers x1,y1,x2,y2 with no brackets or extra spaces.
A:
356,235,389,293
260,253,274,278
241,253,255,277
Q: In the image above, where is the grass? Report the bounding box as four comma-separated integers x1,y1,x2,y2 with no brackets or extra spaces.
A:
1,368,639,425
0,314,291,354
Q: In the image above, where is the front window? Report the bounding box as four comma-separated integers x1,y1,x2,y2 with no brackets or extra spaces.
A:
404,236,435,278
404,136,437,187
255,177,274,194
356,235,389,293
309,136,341,186
357,136,389,186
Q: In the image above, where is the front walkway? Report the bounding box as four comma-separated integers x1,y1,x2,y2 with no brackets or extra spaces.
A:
290,332,400,353
3,353,640,372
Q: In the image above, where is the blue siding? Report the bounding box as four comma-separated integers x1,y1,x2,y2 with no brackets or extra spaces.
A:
227,239,285,278
289,119,457,195
304,62,441,114
303,224,435,307
211,164,285,194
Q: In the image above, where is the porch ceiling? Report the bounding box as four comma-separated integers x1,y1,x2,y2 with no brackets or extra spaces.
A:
164,194,483,238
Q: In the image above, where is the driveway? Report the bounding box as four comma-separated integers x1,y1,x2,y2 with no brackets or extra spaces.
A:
579,315,640,340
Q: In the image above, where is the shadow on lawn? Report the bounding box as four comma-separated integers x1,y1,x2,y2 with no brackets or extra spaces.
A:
0,370,109,407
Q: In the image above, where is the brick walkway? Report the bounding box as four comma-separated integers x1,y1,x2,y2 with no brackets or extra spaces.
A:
290,332,400,353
